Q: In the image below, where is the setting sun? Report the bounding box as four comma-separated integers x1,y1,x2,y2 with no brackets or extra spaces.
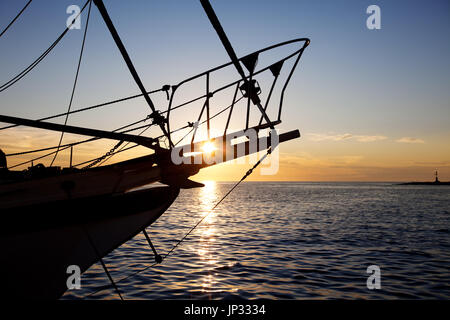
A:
201,141,217,154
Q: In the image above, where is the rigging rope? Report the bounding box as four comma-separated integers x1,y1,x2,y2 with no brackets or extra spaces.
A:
0,0,90,93
5,87,244,170
0,0,32,38
5,116,149,156
19,93,243,169
6,117,151,169
83,147,273,299
83,95,245,168
0,88,165,131
81,140,122,170
89,125,152,168
50,0,92,167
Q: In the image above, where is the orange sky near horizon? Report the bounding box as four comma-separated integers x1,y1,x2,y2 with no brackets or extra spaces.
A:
191,137,450,182
2,126,449,182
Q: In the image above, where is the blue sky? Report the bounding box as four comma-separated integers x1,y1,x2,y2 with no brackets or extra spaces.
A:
0,0,449,180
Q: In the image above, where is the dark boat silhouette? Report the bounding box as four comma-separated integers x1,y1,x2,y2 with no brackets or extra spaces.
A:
0,0,310,298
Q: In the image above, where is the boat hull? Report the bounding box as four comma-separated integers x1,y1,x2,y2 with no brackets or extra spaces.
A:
0,185,179,299
0,155,161,210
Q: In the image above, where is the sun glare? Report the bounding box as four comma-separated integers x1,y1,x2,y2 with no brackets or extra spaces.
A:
201,141,217,154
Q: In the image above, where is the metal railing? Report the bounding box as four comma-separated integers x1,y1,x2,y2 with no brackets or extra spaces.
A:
164,38,310,147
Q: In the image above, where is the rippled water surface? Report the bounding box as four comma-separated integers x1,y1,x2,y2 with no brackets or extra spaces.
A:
63,182,450,299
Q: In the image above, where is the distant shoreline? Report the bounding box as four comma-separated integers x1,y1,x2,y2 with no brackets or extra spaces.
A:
398,181,450,186
198,180,450,184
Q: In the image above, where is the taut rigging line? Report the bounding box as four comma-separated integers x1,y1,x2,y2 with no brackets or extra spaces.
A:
0,0,90,93
0,0,33,38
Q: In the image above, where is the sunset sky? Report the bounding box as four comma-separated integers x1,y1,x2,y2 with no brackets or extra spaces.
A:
0,0,449,181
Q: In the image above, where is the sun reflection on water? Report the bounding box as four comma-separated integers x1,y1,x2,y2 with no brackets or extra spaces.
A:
197,180,222,294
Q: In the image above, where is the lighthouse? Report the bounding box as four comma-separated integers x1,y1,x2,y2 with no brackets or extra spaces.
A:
435,170,440,183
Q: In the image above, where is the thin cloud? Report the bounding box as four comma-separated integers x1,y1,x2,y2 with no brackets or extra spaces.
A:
354,135,387,142
308,133,353,142
308,133,387,143
396,137,425,144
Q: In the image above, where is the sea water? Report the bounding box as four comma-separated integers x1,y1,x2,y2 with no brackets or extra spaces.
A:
63,182,450,299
